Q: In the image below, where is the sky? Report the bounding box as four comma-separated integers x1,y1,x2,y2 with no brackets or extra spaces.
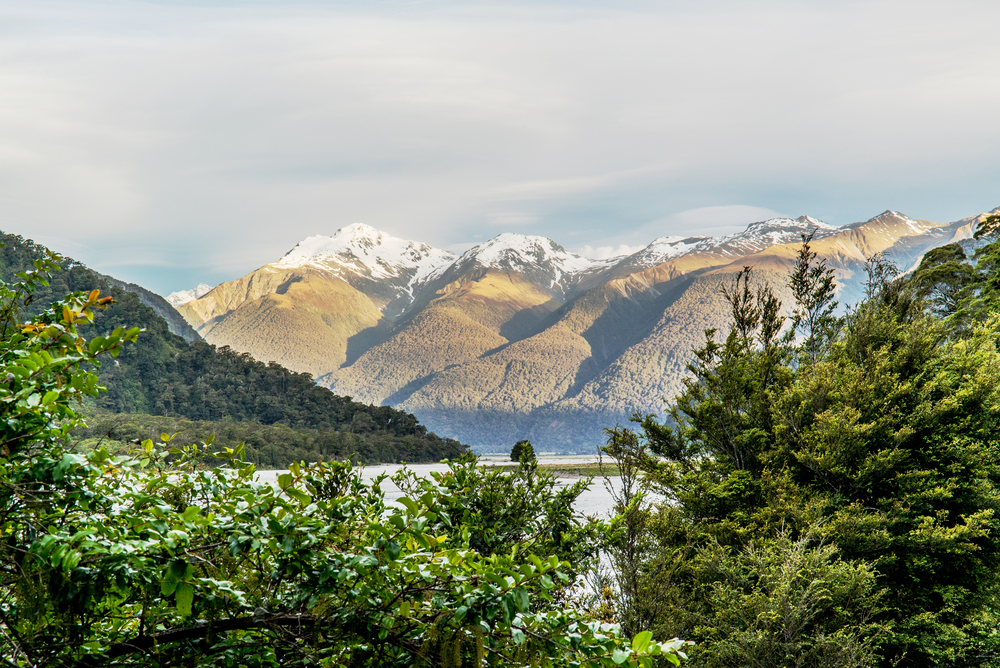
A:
2,0,999,296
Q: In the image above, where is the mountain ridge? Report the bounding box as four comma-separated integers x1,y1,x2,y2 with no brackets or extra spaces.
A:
169,208,994,452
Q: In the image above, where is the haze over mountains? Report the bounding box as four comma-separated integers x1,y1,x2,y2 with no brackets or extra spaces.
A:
170,208,996,452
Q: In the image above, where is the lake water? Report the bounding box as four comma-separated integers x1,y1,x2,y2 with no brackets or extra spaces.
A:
255,456,625,519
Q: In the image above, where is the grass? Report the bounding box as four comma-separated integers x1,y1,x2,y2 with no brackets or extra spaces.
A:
486,462,622,477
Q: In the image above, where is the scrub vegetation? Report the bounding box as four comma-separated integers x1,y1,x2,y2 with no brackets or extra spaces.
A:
0,249,687,666
0,231,468,466
5,216,1000,666
598,215,1000,667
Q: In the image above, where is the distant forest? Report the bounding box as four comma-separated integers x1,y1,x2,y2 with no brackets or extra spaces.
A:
0,231,468,465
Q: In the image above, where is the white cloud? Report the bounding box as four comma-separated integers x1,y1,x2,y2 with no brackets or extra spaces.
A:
668,206,784,230
576,244,644,260
0,1,999,294
488,212,539,227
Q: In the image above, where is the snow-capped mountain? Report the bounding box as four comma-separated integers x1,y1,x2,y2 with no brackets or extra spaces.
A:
625,216,838,270
166,283,213,307
168,206,993,454
453,233,605,297
276,223,454,287
272,224,455,313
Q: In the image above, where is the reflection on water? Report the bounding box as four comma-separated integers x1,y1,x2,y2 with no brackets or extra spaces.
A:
255,457,625,519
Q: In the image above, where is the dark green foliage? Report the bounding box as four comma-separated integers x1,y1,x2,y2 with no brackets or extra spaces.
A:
788,232,838,363
69,412,464,467
775,299,1000,666
909,244,976,317
510,438,535,462
613,235,1000,668
0,231,467,464
0,264,688,666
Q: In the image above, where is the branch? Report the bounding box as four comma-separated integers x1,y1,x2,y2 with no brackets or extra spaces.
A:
76,614,318,665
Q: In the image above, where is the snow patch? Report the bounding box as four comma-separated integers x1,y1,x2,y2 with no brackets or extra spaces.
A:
630,216,839,268
274,223,455,289
458,233,607,292
167,283,213,307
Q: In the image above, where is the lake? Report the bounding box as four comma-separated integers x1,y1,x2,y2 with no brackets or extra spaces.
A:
255,456,626,519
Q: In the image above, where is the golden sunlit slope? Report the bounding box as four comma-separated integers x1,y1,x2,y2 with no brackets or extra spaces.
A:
394,258,702,406
402,211,983,450
169,209,990,451
546,211,979,424
178,266,382,378
326,268,562,403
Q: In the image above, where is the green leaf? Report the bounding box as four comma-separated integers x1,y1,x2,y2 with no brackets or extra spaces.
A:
631,631,652,654
612,648,631,665
175,583,194,616
398,497,419,514
512,587,529,612
286,488,312,505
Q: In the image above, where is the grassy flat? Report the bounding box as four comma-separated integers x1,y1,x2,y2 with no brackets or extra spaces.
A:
486,462,621,477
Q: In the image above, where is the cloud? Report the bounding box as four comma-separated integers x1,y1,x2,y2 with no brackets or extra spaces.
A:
666,206,787,236
1,1,999,294
576,243,645,260
488,212,539,227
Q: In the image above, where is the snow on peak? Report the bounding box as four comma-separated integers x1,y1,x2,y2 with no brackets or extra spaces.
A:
629,216,839,268
274,224,454,285
461,233,596,271
166,283,213,307
458,233,604,294
727,216,838,250
634,236,705,264
863,210,929,235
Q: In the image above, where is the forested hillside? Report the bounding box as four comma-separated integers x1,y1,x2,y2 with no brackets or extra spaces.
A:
0,231,468,465
596,215,1000,667
177,211,989,452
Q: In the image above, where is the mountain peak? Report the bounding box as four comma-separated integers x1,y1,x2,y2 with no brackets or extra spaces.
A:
462,233,597,271
457,233,603,296
274,225,454,283
628,216,838,269
166,283,213,307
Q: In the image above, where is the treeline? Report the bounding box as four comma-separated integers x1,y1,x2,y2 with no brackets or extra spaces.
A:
70,413,464,466
0,232,468,465
599,217,1000,668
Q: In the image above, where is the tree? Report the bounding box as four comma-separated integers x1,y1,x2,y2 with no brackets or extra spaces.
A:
788,232,838,364
511,438,535,462
774,286,1000,667
908,244,975,317
597,425,655,639
620,235,1000,667
0,259,689,667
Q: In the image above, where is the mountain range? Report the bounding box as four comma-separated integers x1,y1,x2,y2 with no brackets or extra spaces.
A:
170,208,997,452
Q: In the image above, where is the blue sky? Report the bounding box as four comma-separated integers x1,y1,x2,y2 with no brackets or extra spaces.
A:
3,0,999,295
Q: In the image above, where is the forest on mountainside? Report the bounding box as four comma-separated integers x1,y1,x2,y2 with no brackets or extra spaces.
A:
7,218,1000,666
595,216,1000,667
0,231,468,465
0,258,682,666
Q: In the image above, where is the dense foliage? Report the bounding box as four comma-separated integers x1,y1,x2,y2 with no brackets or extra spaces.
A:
599,222,1000,668
0,256,687,666
69,412,464,467
0,232,467,465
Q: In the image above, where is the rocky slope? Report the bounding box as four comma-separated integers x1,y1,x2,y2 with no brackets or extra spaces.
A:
171,208,995,452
